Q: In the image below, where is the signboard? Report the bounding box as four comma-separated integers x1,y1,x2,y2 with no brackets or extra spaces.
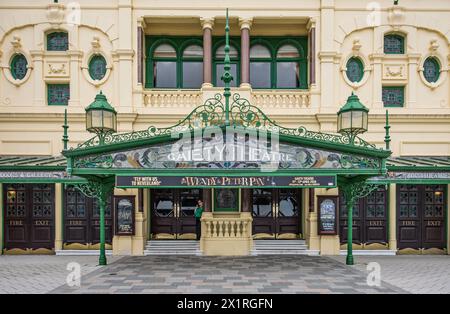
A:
115,175,336,188
369,172,450,183
114,196,135,236
317,196,339,235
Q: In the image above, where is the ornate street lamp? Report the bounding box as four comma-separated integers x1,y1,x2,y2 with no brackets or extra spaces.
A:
85,91,117,145
337,92,369,144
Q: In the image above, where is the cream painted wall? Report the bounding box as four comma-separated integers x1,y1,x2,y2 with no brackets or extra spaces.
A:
0,0,449,157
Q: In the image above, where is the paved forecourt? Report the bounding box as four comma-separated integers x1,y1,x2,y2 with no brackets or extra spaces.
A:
51,255,404,294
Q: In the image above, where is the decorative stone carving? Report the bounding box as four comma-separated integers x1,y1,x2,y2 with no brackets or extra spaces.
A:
352,39,362,52
91,36,101,50
44,61,70,78
383,63,407,80
388,5,405,29
46,2,66,24
429,39,439,54
10,36,22,51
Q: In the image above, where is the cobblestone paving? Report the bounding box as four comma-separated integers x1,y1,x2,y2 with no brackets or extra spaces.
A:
330,255,450,294
51,255,405,294
0,255,122,294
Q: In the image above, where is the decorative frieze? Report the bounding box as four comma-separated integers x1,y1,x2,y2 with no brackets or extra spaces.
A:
45,61,69,78
382,63,407,80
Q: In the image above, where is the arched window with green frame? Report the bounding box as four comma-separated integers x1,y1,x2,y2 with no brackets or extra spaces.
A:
214,42,239,87
151,42,178,88
384,34,405,54
250,37,308,89
182,44,203,88
250,43,272,88
146,37,203,89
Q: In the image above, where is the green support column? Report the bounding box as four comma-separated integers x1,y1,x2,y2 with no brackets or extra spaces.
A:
346,200,354,265
98,193,107,265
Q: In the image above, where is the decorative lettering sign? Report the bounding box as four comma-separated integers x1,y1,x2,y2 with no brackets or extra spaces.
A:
115,175,336,188
114,196,135,236
369,172,450,183
317,196,339,235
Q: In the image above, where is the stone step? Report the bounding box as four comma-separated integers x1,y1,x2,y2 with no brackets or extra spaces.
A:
339,250,397,256
55,250,113,256
253,246,308,250
251,250,320,256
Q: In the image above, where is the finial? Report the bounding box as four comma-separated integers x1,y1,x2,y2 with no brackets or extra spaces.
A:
221,8,233,126
62,109,69,150
384,110,391,150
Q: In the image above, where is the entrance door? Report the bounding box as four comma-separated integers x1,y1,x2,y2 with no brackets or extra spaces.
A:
64,186,113,246
397,184,446,250
339,187,388,246
252,189,301,238
151,189,200,239
4,184,55,251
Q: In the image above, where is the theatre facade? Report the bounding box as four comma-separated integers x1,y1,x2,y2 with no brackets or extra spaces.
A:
0,0,449,260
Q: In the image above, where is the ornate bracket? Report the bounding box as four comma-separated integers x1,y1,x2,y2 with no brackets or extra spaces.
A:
73,180,114,200
340,180,380,205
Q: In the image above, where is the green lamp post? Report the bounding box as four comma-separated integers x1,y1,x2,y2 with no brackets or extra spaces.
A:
337,92,369,145
85,91,117,265
85,91,117,146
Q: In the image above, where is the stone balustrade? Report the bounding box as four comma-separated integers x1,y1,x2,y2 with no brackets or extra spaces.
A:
143,90,202,108
251,90,310,109
203,216,252,239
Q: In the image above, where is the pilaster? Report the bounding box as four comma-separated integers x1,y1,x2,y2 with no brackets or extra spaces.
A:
239,18,252,88
55,183,63,251
30,50,45,107
67,50,83,107
201,18,214,88
389,184,397,251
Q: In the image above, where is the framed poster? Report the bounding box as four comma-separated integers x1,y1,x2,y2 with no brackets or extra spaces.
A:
214,188,238,212
317,196,338,235
114,195,135,236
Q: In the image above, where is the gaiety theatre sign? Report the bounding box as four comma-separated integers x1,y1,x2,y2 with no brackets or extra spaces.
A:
115,175,336,188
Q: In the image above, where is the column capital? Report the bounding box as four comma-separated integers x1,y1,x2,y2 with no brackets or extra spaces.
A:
239,18,253,30
137,17,147,29
307,18,317,31
200,17,215,30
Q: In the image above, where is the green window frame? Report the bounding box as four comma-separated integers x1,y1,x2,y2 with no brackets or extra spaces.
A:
212,37,240,87
47,84,70,106
382,86,404,107
384,34,405,54
423,57,440,83
346,57,364,83
10,54,28,80
47,32,69,51
214,188,239,212
88,55,107,81
249,37,308,89
145,36,203,89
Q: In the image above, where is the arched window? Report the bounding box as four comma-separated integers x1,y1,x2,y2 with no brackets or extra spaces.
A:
276,44,301,88
47,32,69,51
346,57,364,83
10,54,28,80
152,43,177,88
250,44,272,88
88,55,107,81
182,44,203,88
423,57,440,83
214,44,239,87
384,34,405,54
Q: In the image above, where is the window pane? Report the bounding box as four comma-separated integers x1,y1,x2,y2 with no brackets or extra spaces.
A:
346,57,364,83
276,62,299,88
10,54,28,80
250,44,271,58
423,57,440,83
153,44,176,58
250,62,271,88
89,55,107,80
48,84,70,106
382,87,404,107
276,45,299,58
216,63,237,87
215,45,238,59
154,61,177,88
182,62,203,88
183,45,203,58
384,35,404,54
47,32,68,51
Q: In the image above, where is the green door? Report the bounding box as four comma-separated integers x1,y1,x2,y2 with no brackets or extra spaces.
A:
214,188,239,212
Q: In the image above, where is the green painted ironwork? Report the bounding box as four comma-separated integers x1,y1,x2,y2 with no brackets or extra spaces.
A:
382,86,404,107
72,92,379,152
384,110,391,150
62,109,69,151
74,179,114,265
213,37,240,87
339,180,380,265
10,54,28,80
222,8,232,125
